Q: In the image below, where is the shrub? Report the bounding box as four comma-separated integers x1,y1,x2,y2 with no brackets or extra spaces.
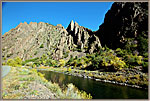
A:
32,64,36,68
89,49,126,71
3,57,6,60
124,54,144,68
42,60,46,65
68,67,72,72
45,59,57,67
39,44,44,48
91,55,102,69
34,51,38,55
59,59,66,67
62,83,92,99
101,55,126,71
115,48,128,57
47,52,51,56
2,62,6,65
136,56,143,65
69,48,127,71
88,73,93,77
14,57,22,65
66,55,74,65
7,57,22,67
47,82,62,95
41,54,47,61
38,72,45,78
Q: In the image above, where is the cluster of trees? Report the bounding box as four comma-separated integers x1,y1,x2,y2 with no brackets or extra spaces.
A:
64,47,147,72
3,57,22,67
3,43,148,73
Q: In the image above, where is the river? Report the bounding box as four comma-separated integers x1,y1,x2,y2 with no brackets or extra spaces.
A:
39,70,148,99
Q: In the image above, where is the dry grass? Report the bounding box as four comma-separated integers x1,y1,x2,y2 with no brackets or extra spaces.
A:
2,66,92,99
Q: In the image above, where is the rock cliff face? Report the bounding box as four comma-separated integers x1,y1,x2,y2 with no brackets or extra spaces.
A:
2,2,148,61
66,20,101,53
96,2,148,55
2,21,101,61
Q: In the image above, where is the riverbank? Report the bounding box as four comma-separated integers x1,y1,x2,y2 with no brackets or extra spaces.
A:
37,66,148,89
2,66,92,99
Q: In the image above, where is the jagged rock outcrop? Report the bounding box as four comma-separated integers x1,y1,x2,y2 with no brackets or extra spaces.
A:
66,20,101,53
96,2,148,55
2,20,101,61
2,2,148,62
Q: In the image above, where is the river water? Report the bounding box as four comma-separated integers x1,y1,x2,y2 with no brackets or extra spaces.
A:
39,70,148,99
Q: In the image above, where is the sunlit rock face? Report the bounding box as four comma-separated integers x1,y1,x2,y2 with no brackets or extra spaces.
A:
3,2,147,61
2,20,101,61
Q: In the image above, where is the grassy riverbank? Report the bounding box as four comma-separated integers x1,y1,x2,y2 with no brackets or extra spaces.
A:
2,66,92,99
37,66,148,89
2,46,148,99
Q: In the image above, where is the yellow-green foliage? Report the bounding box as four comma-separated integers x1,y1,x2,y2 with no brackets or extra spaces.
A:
74,48,127,71
3,57,6,60
59,59,66,67
114,75,126,83
125,54,143,66
136,56,143,65
14,57,22,65
7,57,22,67
41,54,47,60
36,68,92,99
116,47,146,70
68,67,72,72
7,59,16,67
38,72,48,82
101,51,126,70
134,74,140,80
2,62,6,65
51,60,57,66
66,56,90,69
42,60,46,64
32,64,36,68
47,52,51,56
111,57,126,69
2,66,92,99
31,68,38,73
47,82,62,96
88,73,93,77
38,72,45,78
62,83,92,99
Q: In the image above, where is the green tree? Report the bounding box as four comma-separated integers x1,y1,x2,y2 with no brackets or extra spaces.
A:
7,59,15,66
14,57,22,65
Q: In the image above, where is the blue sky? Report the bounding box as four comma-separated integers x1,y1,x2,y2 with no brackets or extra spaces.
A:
2,2,113,35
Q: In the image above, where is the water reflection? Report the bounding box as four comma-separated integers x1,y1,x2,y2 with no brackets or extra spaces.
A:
39,70,148,99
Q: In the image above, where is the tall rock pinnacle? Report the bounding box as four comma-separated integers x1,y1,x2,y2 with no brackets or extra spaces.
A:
67,20,74,31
